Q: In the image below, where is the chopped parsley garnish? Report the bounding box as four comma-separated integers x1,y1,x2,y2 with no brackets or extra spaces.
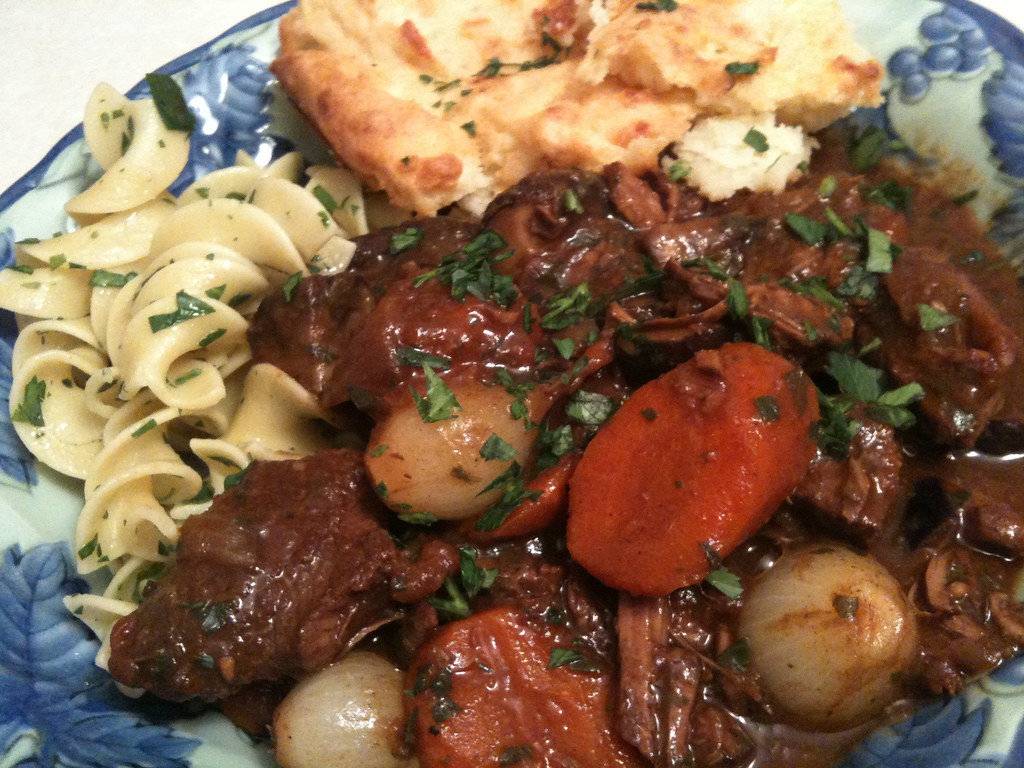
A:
498,745,535,766
951,189,979,206
548,647,598,672
705,567,743,600
566,390,617,426
412,229,517,307
754,395,781,422
917,303,959,331
171,368,202,387
145,72,195,134
282,272,302,302
390,226,424,256
668,160,691,181
411,364,462,422
717,638,751,671
540,283,595,330
198,328,226,347
222,463,251,490
460,120,476,136
11,377,46,427
835,265,878,300
428,575,472,619
726,278,749,319
480,433,518,461
818,175,838,198
148,291,215,333
552,337,575,359
131,419,158,438
833,594,859,620
474,462,541,531
864,227,896,273
78,535,100,560
396,347,452,369
743,128,769,153
823,352,924,432
476,29,568,77
563,188,584,214
785,212,828,245
458,546,499,598
533,423,574,472
312,185,338,212
205,284,226,301
862,179,913,212
398,510,439,526
849,126,902,171
182,599,235,633
636,0,677,10
725,61,759,75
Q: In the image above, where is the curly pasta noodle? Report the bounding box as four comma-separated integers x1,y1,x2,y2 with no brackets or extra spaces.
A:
0,82,367,666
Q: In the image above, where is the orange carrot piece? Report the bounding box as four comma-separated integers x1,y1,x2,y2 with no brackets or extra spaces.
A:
567,342,819,596
462,453,578,542
405,606,645,768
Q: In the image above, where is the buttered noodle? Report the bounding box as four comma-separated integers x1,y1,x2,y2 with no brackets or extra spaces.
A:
0,82,369,666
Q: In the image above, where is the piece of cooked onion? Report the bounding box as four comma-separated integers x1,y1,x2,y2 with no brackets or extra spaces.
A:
273,651,415,768
365,381,541,520
738,545,918,730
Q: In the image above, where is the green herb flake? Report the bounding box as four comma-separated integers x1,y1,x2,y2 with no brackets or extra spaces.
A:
540,283,594,330
951,188,979,207
849,126,897,171
77,535,100,560
396,347,452,369
668,160,691,181
205,284,226,301
460,120,476,136
865,227,896,273
11,377,46,427
411,364,462,423
552,337,575,359
743,128,769,153
636,0,677,10
725,61,759,75
862,179,912,212
717,638,751,670
223,463,251,490
754,395,781,422
145,72,195,133
705,567,743,600
818,175,838,198
390,226,425,256
498,745,534,766
918,303,959,331
563,188,584,214
832,594,859,620
280,272,302,302
641,408,658,422
398,510,439,526
474,462,541,531
480,433,518,461
784,212,827,245
197,328,225,348
148,291,215,333
182,599,235,633
89,270,136,288
566,390,616,426
458,546,499,597
131,419,158,438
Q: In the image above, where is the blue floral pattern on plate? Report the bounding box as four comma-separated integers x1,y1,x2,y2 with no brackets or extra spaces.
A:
1,1,1023,766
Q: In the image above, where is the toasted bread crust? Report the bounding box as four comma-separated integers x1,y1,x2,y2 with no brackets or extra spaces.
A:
272,0,882,213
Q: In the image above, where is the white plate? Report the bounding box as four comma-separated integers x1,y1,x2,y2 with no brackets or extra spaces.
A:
1,2,1023,766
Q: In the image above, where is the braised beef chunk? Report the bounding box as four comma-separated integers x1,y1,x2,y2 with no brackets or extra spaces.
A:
864,247,1021,446
793,417,902,540
108,449,457,701
617,595,703,767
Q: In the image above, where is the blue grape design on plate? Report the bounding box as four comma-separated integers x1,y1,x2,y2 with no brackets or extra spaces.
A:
0,543,200,767
887,6,993,103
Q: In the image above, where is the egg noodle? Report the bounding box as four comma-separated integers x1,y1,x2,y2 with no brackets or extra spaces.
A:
0,82,368,666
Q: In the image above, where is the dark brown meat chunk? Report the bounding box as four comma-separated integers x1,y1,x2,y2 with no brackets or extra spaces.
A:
617,594,703,767
483,168,654,303
793,417,902,540
249,217,483,403
865,247,1021,446
108,449,457,701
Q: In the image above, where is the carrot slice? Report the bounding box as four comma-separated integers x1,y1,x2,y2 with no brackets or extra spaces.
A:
567,342,819,596
405,606,644,768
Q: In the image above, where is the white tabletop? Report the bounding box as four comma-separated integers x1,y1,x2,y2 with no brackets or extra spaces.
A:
1,0,1022,195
